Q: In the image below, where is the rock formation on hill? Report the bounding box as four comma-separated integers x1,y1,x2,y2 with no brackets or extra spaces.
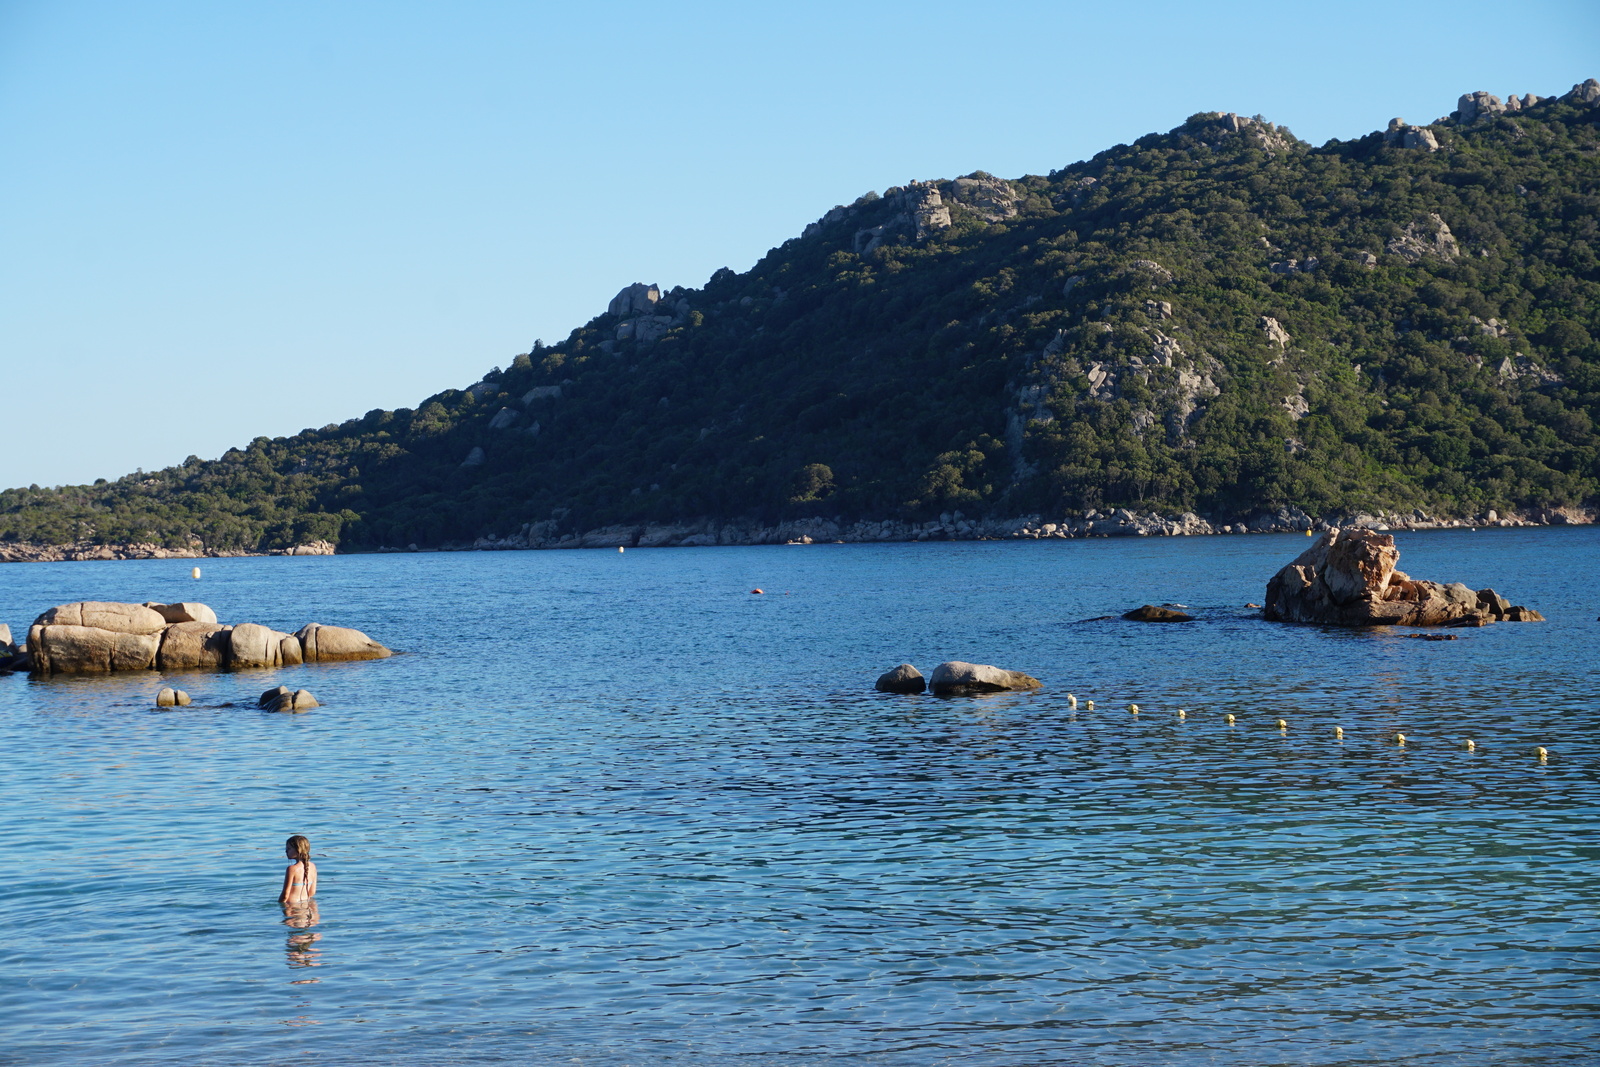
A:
1263,529,1542,627
22,601,392,674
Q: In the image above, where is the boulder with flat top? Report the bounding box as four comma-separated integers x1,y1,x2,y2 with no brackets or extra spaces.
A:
929,660,1042,696
156,622,234,670
228,623,304,669
1264,528,1543,627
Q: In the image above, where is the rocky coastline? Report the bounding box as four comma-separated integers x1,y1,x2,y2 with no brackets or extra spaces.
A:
1,507,1593,563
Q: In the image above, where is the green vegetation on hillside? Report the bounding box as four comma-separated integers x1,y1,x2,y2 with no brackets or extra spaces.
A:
5,85,1599,551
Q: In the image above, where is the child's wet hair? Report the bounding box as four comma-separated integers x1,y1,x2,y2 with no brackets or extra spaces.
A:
285,835,311,861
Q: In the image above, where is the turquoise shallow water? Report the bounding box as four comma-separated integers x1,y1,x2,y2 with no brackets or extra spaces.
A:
1,529,1597,1066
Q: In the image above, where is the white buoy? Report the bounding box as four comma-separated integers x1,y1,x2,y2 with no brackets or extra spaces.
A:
1085,700,1095,711
1276,718,1288,731
1334,726,1344,740
618,546,625,553
1537,746,1549,762
1177,709,1186,720
1464,739,1476,752
191,566,202,579
1067,693,1078,708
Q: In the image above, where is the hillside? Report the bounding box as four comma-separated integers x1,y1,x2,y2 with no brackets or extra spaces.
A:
5,80,1600,555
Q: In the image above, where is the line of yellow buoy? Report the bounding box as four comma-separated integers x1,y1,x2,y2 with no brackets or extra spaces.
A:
1059,700,1551,759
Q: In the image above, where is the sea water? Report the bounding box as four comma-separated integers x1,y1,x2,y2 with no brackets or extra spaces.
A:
1,529,1596,1066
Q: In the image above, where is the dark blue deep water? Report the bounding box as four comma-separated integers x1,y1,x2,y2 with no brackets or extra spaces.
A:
2,529,1597,1066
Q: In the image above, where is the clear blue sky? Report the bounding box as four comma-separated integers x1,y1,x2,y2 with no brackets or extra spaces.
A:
2,0,1595,488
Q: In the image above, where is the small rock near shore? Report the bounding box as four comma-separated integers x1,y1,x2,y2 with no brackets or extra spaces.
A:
1122,605,1194,622
875,663,927,694
155,687,192,707
929,661,1042,696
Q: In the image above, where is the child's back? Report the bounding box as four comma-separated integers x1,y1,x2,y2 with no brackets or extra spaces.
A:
279,835,318,904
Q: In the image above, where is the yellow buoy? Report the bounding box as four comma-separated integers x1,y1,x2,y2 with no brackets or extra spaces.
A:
191,566,202,579
1067,693,1077,708
1128,703,1140,715
1177,709,1186,720
1276,718,1288,730
1395,732,1407,745
1334,726,1344,740
1225,713,1236,725
1305,529,1314,536
618,546,625,553
1086,700,1095,711
1537,746,1549,762
1464,739,1476,752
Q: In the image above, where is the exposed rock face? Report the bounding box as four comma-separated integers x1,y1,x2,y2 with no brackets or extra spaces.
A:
608,283,662,317
296,623,392,663
1456,91,1504,123
461,446,486,467
1383,119,1440,151
1261,316,1291,346
1263,529,1543,626
929,661,1042,696
875,663,927,694
1387,213,1459,261
1122,605,1193,622
1567,78,1600,105
948,175,1019,222
157,622,234,670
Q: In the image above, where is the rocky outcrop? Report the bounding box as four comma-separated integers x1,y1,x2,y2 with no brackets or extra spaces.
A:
296,623,392,663
1567,78,1600,106
155,687,192,708
875,663,927,694
23,601,391,674
608,283,662,317
1383,119,1440,151
1260,316,1291,346
1387,213,1459,261
1455,91,1504,123
948,175,1019,222
1122,605,1193,622
1263,528,1543,627
929,661,1042,696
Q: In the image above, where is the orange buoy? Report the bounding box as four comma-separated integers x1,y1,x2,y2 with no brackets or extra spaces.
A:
751,588,764,594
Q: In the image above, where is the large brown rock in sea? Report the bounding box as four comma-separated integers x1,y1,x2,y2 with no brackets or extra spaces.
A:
295,623,392,663
156,622,234,670
929,661,1042,696
228,623,304,669
1263,529,1543,627
875,663,927,694
27,623,161,673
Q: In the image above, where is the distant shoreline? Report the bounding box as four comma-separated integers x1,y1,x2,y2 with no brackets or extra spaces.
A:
3,506,1593,563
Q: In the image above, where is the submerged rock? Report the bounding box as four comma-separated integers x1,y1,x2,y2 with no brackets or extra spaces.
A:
1122,605,1194,622
259,685,319,713
929,661,1042,696
875,663,927,694
155,687,192,708
1263,529,1543,627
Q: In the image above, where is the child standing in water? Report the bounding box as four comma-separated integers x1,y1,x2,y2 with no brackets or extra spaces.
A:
279,835,318,905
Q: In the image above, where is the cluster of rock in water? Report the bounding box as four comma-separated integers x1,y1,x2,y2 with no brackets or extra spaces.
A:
0,601,390,675
869,529,1542,695
1264,529,1542,627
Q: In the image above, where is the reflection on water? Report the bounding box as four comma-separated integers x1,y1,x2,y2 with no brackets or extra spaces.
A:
282,900,322,980
0,531,1597,1066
